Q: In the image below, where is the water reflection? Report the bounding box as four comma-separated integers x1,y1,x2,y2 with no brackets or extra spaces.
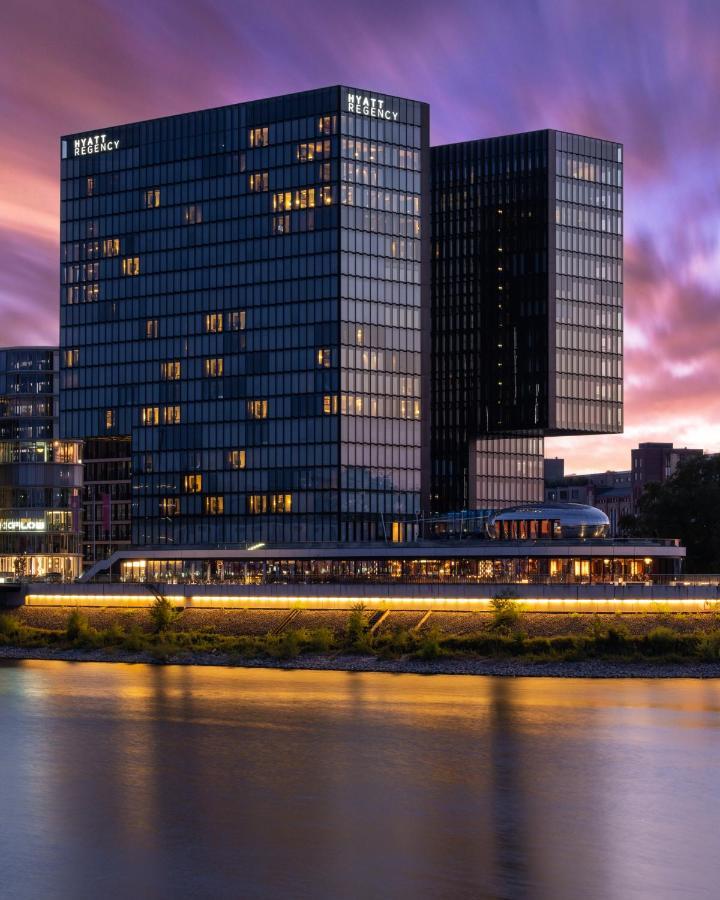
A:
0,661,719,899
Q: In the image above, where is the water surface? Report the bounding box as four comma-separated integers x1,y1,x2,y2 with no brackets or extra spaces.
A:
0,661,718,899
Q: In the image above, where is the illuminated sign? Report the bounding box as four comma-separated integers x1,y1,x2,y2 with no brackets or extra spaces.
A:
72,134,120,156
346,93,399,121
0,519,46,532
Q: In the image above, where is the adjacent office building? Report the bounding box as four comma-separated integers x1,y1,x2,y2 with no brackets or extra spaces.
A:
0,348,83,578
431,130,623,512
59,87,622,549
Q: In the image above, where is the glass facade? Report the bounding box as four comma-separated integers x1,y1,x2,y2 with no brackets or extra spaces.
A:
431,130,622,511
0,348,83,579
82,436,131,567
60,87,429,546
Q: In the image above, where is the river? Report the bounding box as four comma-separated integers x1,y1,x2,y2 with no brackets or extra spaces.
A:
0,660,718,899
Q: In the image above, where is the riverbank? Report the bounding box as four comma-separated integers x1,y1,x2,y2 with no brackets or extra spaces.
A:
3,603,720,677
2,644,720,677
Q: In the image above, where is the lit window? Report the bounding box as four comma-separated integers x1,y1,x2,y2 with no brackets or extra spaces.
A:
64,349,79,368
318,115,335,135
317,348,331,368
297,140,330,161
322,395,338,415
86,177,95,196
122,257,140,276
205,313,223,333
102,238,120,257
160,361,181,380
248,494,267,514
183,474,202,493
272,189,315,211
249,127,269,147
183,205,202,224
146,319,159,339
143,189,160,208
355,326,365,345
270,493,292,513
160,497,180,517
320,162,331,182
204,358,224,377
163,405,181,424
228,310,246,331
105,409,114,430
295,188,315,210
247,399,268,419
228,449,246,469
142,406,159,426
272,214,290,235
204,495,224,515
321,185,333,206
248,172,268,192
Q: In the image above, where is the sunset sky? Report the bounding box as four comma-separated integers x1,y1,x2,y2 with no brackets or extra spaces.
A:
1,0,718,473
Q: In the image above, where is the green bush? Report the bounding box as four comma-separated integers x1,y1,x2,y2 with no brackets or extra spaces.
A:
0,614,19,639
149,595,178,633
489,593,524,633
66,609,90,641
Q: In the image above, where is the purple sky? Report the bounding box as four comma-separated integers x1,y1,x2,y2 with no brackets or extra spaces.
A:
1,0,719,472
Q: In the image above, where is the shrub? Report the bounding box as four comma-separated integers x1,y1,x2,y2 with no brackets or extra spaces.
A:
0,614,19,639
697,631,720,661
414,627,443,660
66,609,90,641
150,595,178,633
489,593,524,633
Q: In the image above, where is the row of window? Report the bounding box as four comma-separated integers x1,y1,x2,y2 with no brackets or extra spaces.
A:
556,227,622,260
555,202,622,236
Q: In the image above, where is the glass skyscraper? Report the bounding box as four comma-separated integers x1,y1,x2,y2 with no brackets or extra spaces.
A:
431,129,623,512
60,87,429,546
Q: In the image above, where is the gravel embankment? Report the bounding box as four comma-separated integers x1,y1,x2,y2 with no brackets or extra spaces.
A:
2,646,719,678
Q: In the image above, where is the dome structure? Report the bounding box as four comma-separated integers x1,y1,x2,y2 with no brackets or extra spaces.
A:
488,503,610,540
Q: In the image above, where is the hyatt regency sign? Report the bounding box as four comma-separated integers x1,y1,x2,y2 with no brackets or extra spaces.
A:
346,93,399,121
62,134,121,158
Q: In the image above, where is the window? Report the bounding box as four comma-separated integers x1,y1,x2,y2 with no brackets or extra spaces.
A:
297,140,330,161
228,310,246,331
142,406,159,426
228,449,246,469
160,497,180,517
317,348,331,368
160,361,181,380
248,494,267,514
321,185,333,206
86,177,95,197
272,189,315,211
64,349,79,368
146,319,159,339
163,405,181,424
143,189,160,208
102,238,120,257
183,204,202,224
318,115,335,135
183,474,202,493
272,214,290,235
247,399,268,419
322,394,338,415
320,162,331,182
105,409,114,430
249,127,269,147
204,357,224,377
248,172,268,192
270,493,292,513
122,257,140,276
204,495,224,515
205,313,223,333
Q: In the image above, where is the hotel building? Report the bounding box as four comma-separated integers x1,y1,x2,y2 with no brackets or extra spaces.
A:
59,86,624,554
60,87,429,546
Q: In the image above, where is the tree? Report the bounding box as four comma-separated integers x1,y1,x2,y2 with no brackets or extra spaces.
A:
635,455,720,573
